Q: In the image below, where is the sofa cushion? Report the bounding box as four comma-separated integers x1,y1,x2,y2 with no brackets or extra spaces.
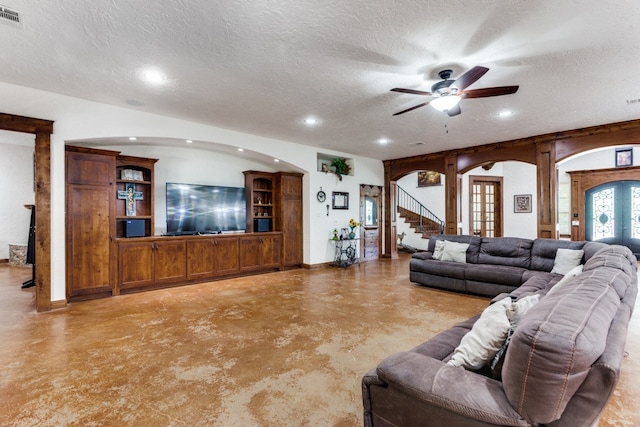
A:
550,248,584,274
465,264,527,286
502,268,624,425
530,239,586,272
410,257,468,279
428,234,482,263
478,237,533,268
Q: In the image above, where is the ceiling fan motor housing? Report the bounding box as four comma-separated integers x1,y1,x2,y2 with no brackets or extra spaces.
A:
431,69,455,94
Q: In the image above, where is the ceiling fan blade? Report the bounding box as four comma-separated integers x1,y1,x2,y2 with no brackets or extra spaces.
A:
391,88,433,96
447,104,462,117
451,66,489,91
393,101,430,116
460,86,519,98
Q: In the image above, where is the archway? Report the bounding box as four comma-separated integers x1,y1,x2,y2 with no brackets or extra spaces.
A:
0,113,53,312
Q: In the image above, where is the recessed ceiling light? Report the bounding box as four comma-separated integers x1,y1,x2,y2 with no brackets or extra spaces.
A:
274,159,280,162
499,111,513,117
186,140,192,144
378,138,391,144
129,137,137,141
140,68,168,85
304,117,318,125
237,148,244,152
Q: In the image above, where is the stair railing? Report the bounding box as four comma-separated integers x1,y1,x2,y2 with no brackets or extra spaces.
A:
397,186,445,234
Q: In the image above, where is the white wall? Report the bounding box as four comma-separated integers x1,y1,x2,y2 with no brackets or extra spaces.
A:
0,81,383,302
461,162,537,239
0,140,34,259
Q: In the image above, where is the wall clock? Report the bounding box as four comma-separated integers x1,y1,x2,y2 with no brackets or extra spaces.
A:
317,187,326,202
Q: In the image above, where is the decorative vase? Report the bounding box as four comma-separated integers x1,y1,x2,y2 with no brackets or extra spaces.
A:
349,231,356,239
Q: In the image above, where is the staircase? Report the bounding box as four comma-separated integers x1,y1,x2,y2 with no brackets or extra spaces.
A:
397,186,444,240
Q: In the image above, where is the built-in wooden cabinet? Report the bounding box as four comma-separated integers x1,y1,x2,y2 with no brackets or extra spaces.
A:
239,233,282,272
244,171,275,232
65,146,118,301
115,155,157,238
275,172,303,268
67,154,302,300
186,236,240,280
245,170,303,268
118,238,187,293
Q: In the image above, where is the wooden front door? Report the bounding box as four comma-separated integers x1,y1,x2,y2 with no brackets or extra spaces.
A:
585,180,640,257
469,176,503,237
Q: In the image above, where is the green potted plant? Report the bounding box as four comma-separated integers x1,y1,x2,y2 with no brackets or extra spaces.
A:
330,158,351,181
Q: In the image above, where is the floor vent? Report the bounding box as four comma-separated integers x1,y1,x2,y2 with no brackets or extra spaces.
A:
0,5,23,28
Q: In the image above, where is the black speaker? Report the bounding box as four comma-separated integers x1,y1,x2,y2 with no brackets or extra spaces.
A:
125,220,146,237
256,218,271,232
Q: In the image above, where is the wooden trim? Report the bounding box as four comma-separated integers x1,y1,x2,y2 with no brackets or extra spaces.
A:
382,118,640,246
0,113,54,312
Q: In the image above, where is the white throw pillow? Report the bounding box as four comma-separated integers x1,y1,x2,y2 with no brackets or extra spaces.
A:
546,264,583,296
439,240,469,263
432,240,446,260
506,294,540,326
447,297,512,369
550,248,584,275
448,294,541,370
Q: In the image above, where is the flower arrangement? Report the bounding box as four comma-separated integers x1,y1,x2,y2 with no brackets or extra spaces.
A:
348,218,360,239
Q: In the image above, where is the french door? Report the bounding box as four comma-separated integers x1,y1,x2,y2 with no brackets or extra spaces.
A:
585,180,640,256
469,176,503,237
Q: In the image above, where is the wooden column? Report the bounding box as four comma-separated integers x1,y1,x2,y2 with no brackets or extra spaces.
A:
444,154,458,234
536,140,556,239
382,163,398,258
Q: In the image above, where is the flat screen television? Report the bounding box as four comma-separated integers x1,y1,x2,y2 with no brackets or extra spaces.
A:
166,183,246,235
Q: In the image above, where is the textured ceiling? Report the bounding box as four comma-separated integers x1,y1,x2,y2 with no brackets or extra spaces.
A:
1,1,639,160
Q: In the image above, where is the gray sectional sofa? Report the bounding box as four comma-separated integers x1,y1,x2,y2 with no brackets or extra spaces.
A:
363,240,638,426
410,234,608,297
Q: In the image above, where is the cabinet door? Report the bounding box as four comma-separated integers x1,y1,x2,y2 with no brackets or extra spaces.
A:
260,234,282,269
119,242,154,290
66,150,116,186
186,239,216,280
67,184,114,298
213,237,240,276
154,240,187,285
239,236,262,272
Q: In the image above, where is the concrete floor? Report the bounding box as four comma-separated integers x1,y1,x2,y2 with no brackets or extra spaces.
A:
0,255,638,426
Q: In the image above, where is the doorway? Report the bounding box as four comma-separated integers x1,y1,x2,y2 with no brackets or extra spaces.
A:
585,180,640,256
469,176,503,237
359,185,382,261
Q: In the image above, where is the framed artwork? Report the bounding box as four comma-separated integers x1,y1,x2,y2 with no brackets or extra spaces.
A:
615,148,633,167
514,194,532,213
332,191,349,209
417,170,441,187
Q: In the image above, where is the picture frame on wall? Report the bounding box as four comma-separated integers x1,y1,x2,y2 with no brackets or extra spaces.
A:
417,170,442,187
514,194,532,213
332,191,349,209
615,148,633,167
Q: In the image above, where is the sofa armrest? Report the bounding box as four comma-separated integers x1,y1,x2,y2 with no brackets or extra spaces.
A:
376,351,528,426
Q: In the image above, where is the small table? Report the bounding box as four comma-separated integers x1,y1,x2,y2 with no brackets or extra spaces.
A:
331,238,360,267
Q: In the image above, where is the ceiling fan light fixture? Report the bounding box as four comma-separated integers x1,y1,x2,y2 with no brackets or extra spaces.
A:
430,95,461,112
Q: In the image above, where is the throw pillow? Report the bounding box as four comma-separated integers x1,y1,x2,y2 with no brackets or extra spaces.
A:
447,297,512,369
550,248,584,275
546,264,583,296
432,240,446,260
439,240,469,263
490,294,541,380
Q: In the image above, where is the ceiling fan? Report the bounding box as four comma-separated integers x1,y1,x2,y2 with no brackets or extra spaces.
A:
390,66,519,117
